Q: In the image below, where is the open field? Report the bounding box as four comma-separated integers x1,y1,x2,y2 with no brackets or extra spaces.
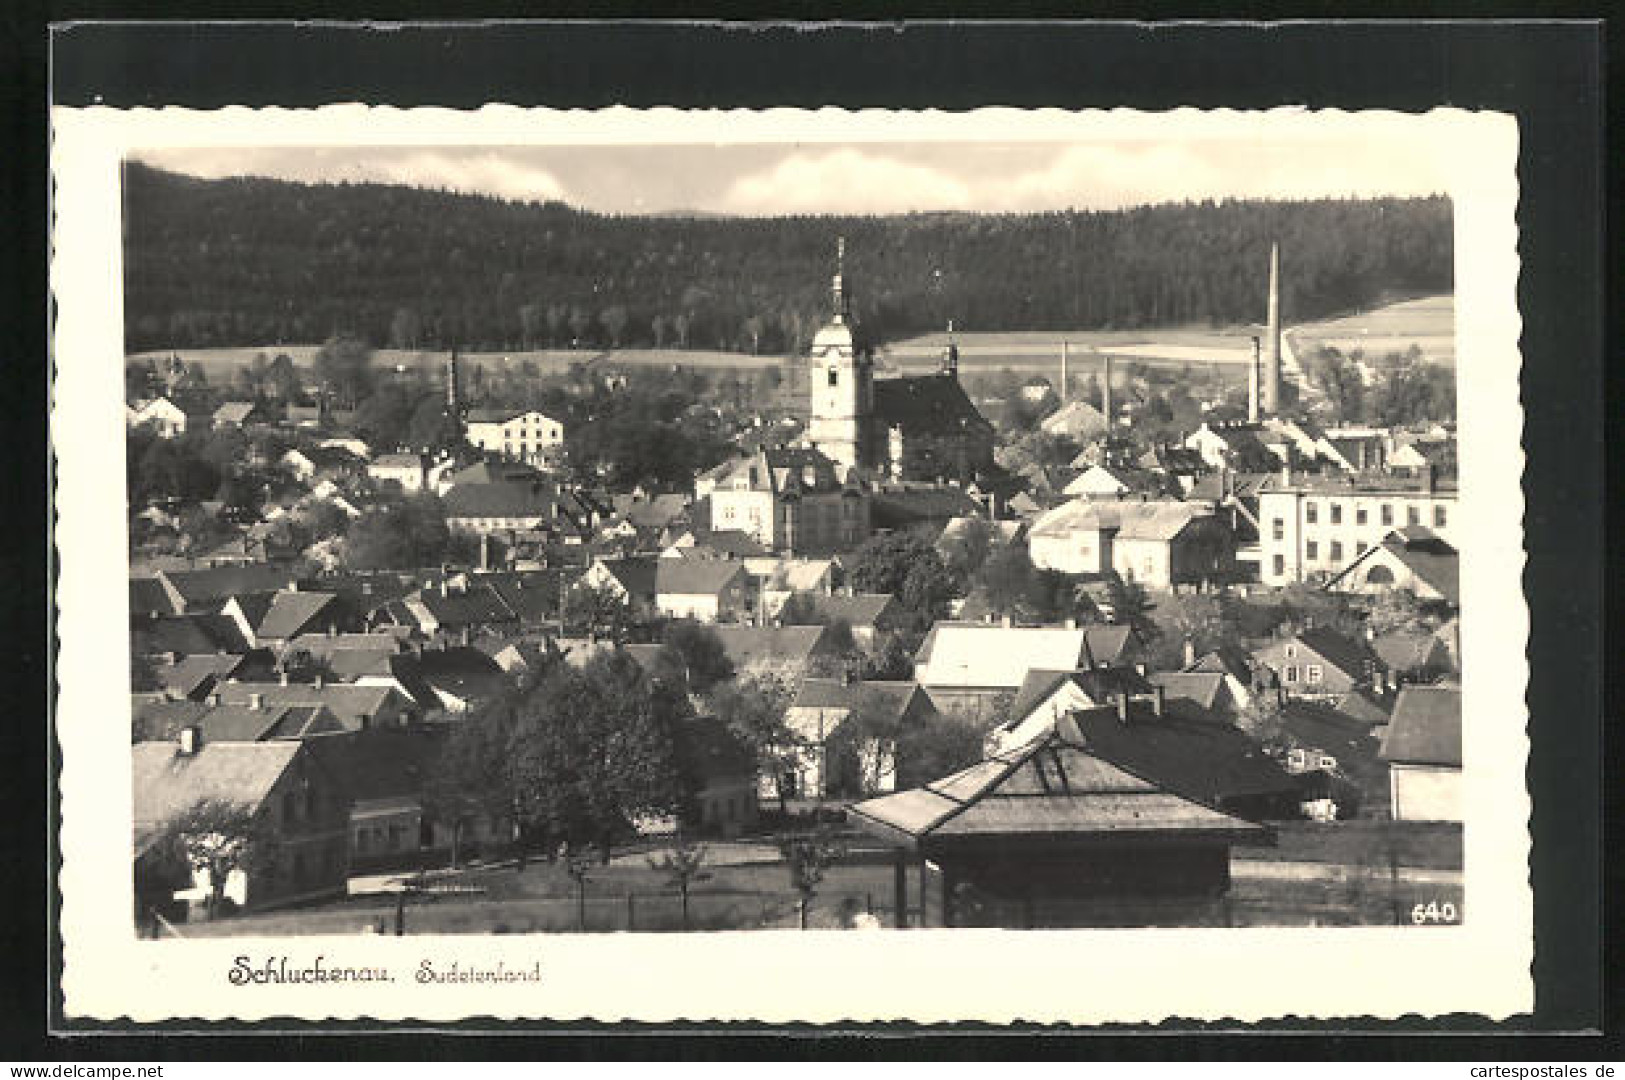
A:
1290,294,1455,367
130,294,1453,386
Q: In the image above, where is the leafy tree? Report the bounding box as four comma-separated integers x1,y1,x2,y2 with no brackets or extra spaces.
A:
774,591,826,626
406,395,461,453
312,334,375,409
709,673,795,811
779,830,845,930
847,533,959,625
861,629,920,682
657,621,736,695
599,305,630,349
390,307,421,351
156,797,271,918
1365,587,1432,636
353,385,417,452
895,710,990,789
1309,345,1367,423
647,838,711,931
977,544,1038,620
562,580,634,643
1105,572,1159,641
341,495,460,571
939,515,998,583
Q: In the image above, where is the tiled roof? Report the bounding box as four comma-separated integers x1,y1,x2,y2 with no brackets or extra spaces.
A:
655,558,746,597
213,682,404,728
850,723,1267,843
814,593,898,628
131,614,245,658
155,654,246,698
1007,666,1154,724
1147,671,1227,711
370,453,426,471
1061,704,1296,805
158,565,294,607
792,678,919,715
593,556,660,601
302,728,445,802
410,584,519,629
675,529,769,559
1379,686,1461,767
255,591,341,641
709,625,835,670
1029,498,1211,542
1040,400,1109,438
131,741,302,827
914,623,1137,690
1371,628,1450,673
443,482,555,520
1184,645,1255,682
872,374,993,437
213,401,257,424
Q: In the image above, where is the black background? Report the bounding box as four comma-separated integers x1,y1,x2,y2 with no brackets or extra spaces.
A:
7,15,1610,1057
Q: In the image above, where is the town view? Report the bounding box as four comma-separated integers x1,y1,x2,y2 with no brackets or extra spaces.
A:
123,152,1463,935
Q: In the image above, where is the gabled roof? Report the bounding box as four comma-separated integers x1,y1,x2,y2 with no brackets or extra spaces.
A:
1379,685,1461,767
158,565,294,608
813,592,899,629
592,556,660,600
213,682,405,728
872,373,993,437
1062,705,1296,805
409,583,519,629
155,653,246,698
1371,628,1451,673
850,723,1267,846
370,453,426,471
302,728,446,802
673,529,769,560
1255,627,1380,681
870,485,985,530
131,741,303,827
1040,399,1109,438
792,678,920,714
445,460,548,487
130,577,180,618
212,401,258,424
1007,666,1154,726
708,625,835,670
1184,645,1254,683
913,623,1140,690
1029,498,1212,542
255,590,341,641
655,558,746,598
615,493,691,530
442,482,556,520
1147,671,1228,711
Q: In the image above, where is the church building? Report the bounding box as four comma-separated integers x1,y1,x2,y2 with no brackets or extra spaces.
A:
804,240,996,484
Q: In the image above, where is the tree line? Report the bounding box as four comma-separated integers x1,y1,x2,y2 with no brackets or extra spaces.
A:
123,163,1453,353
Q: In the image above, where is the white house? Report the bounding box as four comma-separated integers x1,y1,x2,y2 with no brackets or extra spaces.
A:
1379,685,1462,821
653,559,749,623
463,409,565,463
368,453,428,493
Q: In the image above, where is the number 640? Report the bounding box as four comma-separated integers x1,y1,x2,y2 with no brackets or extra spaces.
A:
1411,900,1459,924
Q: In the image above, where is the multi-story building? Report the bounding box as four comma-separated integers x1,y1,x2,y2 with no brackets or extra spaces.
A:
1256,470,1457,586
463,409,565,463
699,447,869,555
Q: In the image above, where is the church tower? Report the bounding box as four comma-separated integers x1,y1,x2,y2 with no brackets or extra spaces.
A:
805,237,874,477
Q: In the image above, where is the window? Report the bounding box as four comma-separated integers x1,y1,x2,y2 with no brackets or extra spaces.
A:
1357,541,1369,554
1306,540,1318,560
1319,755,1339,770
1288,748,1307,770
1272,518,1284,541
1285,645,1298,659
1284,665,1300,682
1305,502,1318,524
1306,664,1324,684
1330,502,1343,525
827,368,839,387
1407,505,1421,526
1272,554,1285,577
1434,505,1448,527
1330,541,1344,561
1356,505,1368,525
1381,504,1394,527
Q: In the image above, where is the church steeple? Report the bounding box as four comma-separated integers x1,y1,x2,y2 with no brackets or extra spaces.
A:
830,236,851,324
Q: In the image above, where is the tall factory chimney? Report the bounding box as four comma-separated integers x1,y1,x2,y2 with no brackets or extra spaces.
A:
1262,242,1282,415
1060,341,1069,403
446,348,461,416
1248,335,1262,423
1102,353,1113,427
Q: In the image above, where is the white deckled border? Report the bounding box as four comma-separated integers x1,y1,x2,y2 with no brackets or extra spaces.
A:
52,104,1529,1025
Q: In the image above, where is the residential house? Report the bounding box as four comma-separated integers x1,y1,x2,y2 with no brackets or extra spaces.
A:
849,715,1271,928
154,565,295,614
1040,399,1109,441
1370,627,1456,685
1257,472,1457,586
212,681,416,732
808,592,908,649
1027,498,1234,587
132,734,349,913
400,580,521,641
700,447,869,555
1183,422,1280,472
130,613,250,664
782,678,938,800
1270,699,1390,819
442,482,556,537
1063,464,1132,499
869,480,991,535
578,555,660,618
135,699,348,744
280,446,364,485
1379,685,1462,821
707,624,843,679
1178,645,1260,713
151,653,248,702
1252,627,1384,699
367,453,428,493
986,666,1158,754
463,409,565,463
127,396,192,438
674,715,760,838
654,559,749,623
1326,528,1460,605
912,622,1145,721
211,401,263,431
222,588,360,648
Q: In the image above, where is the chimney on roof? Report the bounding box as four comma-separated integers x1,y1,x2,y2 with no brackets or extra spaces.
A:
1280,463,1292,486
1183,638,1197,669
208,692,221,707
278,671,289,687
1153,684,1166,717
1423,463,1437,495
1116,691,1130,725
248,692,264,710
178,725,202,756
313,675,324,690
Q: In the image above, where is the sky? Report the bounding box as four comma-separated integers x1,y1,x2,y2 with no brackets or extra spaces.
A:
133,138,1447,216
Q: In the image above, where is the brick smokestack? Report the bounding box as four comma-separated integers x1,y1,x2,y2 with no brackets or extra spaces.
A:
1248,335,1262,424
1263,243,1281,415
1102,354,1113,427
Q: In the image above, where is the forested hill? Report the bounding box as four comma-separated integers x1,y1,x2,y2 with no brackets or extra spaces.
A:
122,163,1452,354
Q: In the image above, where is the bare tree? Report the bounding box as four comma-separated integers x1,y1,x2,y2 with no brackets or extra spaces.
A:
648,838,711,931
780,830,846,930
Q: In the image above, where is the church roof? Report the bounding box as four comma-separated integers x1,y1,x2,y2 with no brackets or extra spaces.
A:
872,374,993,438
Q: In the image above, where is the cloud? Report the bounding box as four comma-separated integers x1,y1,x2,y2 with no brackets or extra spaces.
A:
720,148,975,215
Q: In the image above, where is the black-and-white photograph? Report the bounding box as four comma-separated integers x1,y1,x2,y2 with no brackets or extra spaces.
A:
117,130,1467,937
